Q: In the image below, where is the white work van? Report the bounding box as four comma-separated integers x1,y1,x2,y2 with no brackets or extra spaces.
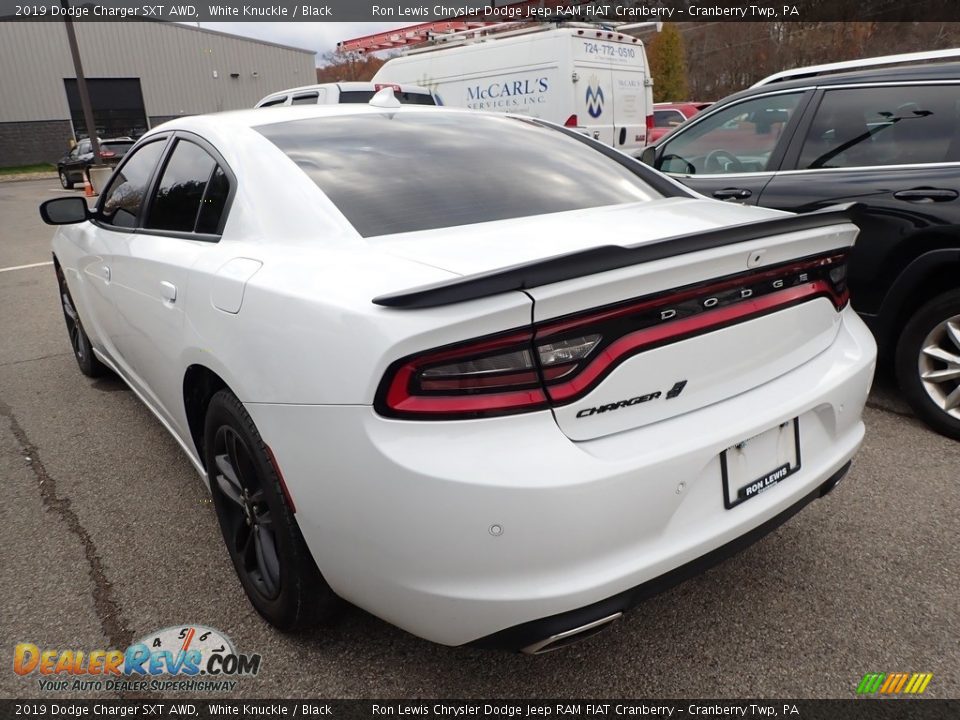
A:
372,25,655,154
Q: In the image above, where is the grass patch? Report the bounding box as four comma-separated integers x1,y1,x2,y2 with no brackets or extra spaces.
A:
0,163,56,176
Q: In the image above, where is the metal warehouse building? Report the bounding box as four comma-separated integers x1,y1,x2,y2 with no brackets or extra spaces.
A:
0,22,316,166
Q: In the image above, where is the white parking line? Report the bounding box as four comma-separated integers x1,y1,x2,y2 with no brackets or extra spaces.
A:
0,261,54,274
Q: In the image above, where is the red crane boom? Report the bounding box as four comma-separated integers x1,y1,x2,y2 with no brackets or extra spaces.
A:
337,0,597,54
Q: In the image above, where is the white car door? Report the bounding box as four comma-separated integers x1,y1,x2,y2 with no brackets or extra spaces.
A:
81,137,170,375
106,135,233,437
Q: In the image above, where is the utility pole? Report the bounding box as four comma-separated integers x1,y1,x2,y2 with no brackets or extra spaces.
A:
61,0,100,164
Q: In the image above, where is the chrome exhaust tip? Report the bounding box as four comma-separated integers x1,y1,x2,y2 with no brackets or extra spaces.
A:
521,612,622,655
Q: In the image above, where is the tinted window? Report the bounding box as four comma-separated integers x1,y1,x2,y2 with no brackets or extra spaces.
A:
101,141,133,158
196,166,230,234
397,92,435,106
338,90,434,105
260,97,287,107
338,91,375,104
659,92,803,174
145,140,217,232
798,85,960,169
291,92,319,105
100,140,166,228
654,110,685,127
256,113,659,237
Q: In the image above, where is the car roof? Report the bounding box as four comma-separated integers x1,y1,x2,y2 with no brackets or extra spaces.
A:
146,102,469,137
729,60,960,102
260,81,430,99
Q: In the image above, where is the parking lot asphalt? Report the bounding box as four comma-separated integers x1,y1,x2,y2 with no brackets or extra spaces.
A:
1,178,958,699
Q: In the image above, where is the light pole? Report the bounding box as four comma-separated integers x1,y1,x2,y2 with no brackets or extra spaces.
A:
60,0,101,165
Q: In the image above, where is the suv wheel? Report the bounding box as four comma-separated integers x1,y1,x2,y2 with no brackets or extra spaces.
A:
59,169,74,190
895,289,960,439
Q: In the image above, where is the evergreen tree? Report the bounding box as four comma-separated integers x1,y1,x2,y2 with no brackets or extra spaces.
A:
648,24,690,102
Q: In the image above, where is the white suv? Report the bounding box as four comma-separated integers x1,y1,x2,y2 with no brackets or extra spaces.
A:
255,81,436,108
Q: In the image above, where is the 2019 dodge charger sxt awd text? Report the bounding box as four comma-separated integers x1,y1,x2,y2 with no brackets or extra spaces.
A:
40,94,876,653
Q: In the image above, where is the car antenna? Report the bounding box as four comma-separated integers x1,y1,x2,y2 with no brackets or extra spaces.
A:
369,87,401,109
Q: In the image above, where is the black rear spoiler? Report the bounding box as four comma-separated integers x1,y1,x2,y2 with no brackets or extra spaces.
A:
372,203,861,309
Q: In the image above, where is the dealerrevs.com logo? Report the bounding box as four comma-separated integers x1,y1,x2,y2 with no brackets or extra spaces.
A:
14,625,261,693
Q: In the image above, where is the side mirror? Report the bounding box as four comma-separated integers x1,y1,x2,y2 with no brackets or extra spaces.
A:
39,197,90,225
639,145,657,167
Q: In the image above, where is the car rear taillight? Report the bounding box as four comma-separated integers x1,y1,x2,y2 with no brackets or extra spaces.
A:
645,114,655,136
100,150,115,158
376,250,849,419
564,114,579,128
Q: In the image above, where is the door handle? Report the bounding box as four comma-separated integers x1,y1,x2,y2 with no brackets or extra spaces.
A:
893,188,959,202
160,281,177,303
713,187,753,200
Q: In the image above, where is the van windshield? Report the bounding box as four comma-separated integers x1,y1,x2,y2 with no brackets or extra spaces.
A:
255,112,661,237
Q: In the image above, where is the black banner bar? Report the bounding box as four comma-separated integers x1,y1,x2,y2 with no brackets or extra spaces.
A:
1,700,959,720
2,1,960,23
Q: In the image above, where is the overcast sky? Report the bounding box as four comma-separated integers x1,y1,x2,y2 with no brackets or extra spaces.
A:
194,23,411,63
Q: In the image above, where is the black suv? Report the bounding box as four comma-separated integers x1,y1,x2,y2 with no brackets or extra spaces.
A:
57,137,134,189
642,58,960,439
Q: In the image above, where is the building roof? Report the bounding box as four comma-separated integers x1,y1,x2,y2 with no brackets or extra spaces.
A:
170,21,316,55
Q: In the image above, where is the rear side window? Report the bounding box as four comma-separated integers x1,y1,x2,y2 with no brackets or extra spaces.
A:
798,85,960,169
260,97,288,107
99,140,167,228
397,92,435,106
255,112,660,237
145,139,230,235
654,110,685,127
338,91,375,104
101,142,133,158
196,167,230,234
291,92,319,105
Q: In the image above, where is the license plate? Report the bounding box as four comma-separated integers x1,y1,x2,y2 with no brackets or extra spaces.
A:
720,419,801,510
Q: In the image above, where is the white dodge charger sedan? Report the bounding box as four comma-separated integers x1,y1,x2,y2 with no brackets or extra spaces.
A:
41,95,876,653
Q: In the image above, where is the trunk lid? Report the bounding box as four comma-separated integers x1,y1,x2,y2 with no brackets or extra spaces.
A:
372,200,857,440
525,215,855,441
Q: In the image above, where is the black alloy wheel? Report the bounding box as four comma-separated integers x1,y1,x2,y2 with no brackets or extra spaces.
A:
203,389,338,630
213,424,282,600
55,264,105,377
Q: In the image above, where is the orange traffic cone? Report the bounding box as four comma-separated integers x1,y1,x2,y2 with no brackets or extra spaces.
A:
83,173,96,198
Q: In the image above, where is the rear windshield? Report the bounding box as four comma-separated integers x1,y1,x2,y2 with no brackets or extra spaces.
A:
339,90,435,105
255,112,660,237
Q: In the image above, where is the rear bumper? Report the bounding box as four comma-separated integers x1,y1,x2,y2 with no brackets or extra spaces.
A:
472,461,850,653
246,306,876,647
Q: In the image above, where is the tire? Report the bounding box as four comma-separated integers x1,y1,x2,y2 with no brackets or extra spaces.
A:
895,288,960,440
55,264,106,378
203,389,338,631
59,169,74,190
